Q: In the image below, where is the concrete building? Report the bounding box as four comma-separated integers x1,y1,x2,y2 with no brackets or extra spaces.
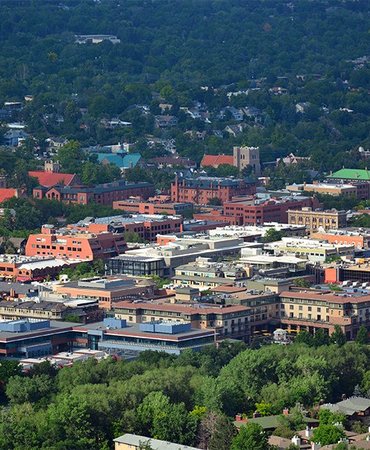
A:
112,199,193,216
25,224,126,260
107,235,254,277
287,207,347,232
265,237,354,262
52,277,155,310
233,146,261,175
171,176,256,205
311,229,370,250
71,214,183,242
279,290,370,340
286,182,358,197
172,257,247,290
327,168,370,199
112,300,250,341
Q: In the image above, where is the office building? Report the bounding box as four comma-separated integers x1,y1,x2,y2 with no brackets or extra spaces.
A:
171,176,256,205
287,207,347,232
25,224,126,260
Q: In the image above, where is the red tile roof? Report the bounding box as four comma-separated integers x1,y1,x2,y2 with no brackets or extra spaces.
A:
28,171,77,188
280,290,370,304
201,154,234,168
0,188,18,203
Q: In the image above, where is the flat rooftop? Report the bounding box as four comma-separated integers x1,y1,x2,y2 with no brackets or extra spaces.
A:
0,320,75,341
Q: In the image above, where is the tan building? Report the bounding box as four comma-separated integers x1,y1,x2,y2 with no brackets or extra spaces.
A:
279,290,370,340
233,146,261,175
114,434,201,450
112,300,250,341
287,207,347,231
286,182,358,197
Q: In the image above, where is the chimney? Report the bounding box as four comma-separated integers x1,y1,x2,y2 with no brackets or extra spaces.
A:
305,426,312,438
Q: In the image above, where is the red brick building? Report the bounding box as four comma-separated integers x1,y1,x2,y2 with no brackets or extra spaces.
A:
25,225,126,260
194,196,320,225
28,171,79,188
171,176,256,205
113,199,193,216
33,180,154,206
71,215,183,242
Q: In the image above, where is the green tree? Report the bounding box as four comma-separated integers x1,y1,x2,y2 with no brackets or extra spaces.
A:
208,197,222,206
330,325,346,346
262,228,283,243
231,423,269,450
6,374,55,405
355,325,368,345
312,424,345,446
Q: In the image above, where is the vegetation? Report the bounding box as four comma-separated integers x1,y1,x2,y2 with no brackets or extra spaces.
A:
0,339,369,448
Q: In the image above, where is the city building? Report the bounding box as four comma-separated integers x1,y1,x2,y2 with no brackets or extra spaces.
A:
114,434,202,450
25,224,126,260
112,300,250,341
207,223,307,240
112,199,193,216
0,319,76,358
172,257,247,289
75,318,216,356
265,237,354,262
171,176,256,205
33,179,154,206
311,230,370,250
71,214,183,242
286,182,358,197
52,277,155,310
233,146,261,175
287,207,347,232
0,299,101,323
327,168,370,199
194,195,319,226
154,115,178,128
279,290,370,340
0,254,82,282
325,262,370,284
107,235,254,277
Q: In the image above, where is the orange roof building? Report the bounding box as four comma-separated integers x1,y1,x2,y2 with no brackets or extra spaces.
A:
28,171,79,188
0,188,21,203
200,154,234,168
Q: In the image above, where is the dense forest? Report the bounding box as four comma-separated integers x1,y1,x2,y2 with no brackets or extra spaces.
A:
0,0,370,171
1,339,370,449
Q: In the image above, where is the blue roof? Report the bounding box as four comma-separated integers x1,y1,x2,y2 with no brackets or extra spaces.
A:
97,153,141,169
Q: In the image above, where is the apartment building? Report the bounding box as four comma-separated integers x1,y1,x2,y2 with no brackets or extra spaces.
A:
279,290,370,340
265,237,354,262
25,224,126,260
0,300,100,323
171,176,256,205
52,277,156,310
311,230,370,250
287,207,347,232
286,182,358,197
112,301,250,341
